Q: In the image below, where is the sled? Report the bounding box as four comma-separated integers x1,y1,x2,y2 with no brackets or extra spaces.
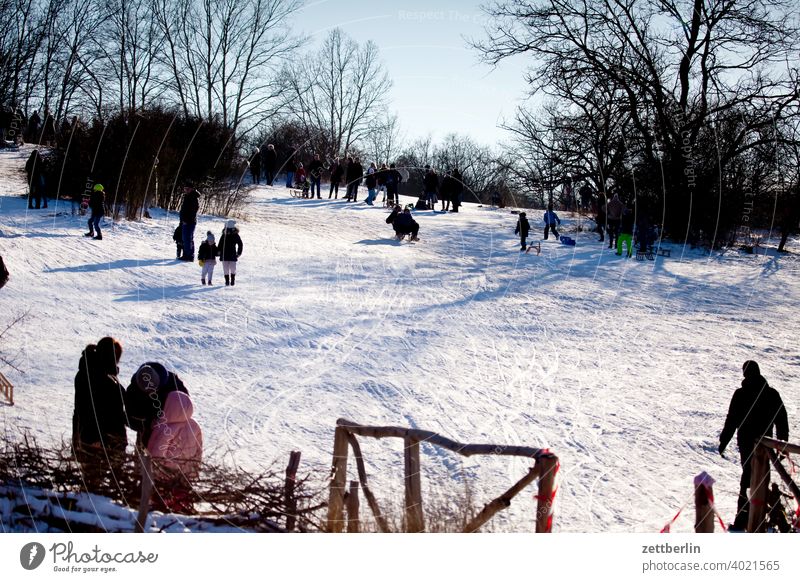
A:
525,242,541,255
559,235,576,247
290,189,307,198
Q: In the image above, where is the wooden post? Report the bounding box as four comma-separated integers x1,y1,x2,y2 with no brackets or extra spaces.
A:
346,432,391,532
747,444,770,533
404,436,424,532
535,454,559,533
284,451,301,532
464,465,540,532
347,480,360,533
134,453,153,533
0,372,13,405
693,472,715,533
326,427,350,532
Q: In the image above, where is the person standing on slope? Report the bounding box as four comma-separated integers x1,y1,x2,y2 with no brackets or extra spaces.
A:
263,144,277,186
616,207,635,257
515,212,531,251
423,166,439,210
385,163,403,207
605,193,624,249
85,183,106,240
179,185,200,261
365,162,378,205
329,157,344,199
450,168,464,213
249,148,261,185
719,360,790,530
218,219,243,286
197,230,218,285
308,153,324,199
345,157,363,202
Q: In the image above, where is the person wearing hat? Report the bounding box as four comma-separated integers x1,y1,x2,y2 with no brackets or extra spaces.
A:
515,212,531,251
217,219,243,286
179,185,201,261
719,360,790,530
197,230,218,285
84,183,106,240
124,362,189,447
72,337,127,467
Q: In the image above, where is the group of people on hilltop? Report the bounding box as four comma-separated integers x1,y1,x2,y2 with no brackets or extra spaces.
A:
420,165,464,212
1,105,61,147
594,193,658,257
72,337,203,513
247,144,279,186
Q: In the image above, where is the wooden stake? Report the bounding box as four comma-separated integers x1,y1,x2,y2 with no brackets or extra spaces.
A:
535,454,558,533
326,426,349,532
347,480,360,533
747,444,770,533
0,372,13,406
404,436,424,532
693,472,715,533
346,432,390,532
134,453,153,533
284,451,301,532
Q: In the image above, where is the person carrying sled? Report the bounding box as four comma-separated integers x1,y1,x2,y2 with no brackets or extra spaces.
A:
85,183,106,240
543,203,560,240
719,360,789,530
197,230,218,285
515,212,531,251
393,206,420,241
218,219,243,286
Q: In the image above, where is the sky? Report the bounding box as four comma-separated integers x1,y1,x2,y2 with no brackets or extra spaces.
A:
295,0,532,147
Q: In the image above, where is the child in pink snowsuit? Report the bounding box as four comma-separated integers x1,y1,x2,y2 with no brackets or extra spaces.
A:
147,391,203,513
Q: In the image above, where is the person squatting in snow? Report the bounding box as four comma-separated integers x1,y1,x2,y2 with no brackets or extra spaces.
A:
515,212,530,251
386,205,420,241
197,231,218,285
719,360,789,531
217,219,243,286
146,390,203,514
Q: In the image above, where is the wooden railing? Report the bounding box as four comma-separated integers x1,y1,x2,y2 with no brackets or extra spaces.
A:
327,418,559,533
0,372,13,406
748,437,800,533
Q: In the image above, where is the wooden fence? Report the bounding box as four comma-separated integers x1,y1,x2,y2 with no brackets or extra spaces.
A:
326,418,559,533
747,437,800,533
0,372,13,406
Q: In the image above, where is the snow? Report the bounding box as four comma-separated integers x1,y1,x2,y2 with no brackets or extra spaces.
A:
1,145,799,532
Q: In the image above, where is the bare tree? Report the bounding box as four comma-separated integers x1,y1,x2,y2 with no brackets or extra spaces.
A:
284,28,392,157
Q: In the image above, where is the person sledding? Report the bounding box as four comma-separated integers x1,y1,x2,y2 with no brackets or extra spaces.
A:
391,206,420,241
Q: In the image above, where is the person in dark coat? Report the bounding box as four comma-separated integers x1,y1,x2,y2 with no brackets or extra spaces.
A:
217,219,243,286
308,154,324,199
596,198,607,242
125,361,189,448
393,207,420,240
25,149,46,209
515,212,531,251
26,110,41,141
384,163,403,207
42,107,56,145
450,168,463,212
719,360,790,530
606,193,624,249
423,166,438,209
85,183,106,239
179,185,201,261
173,224,184,259
439,171,454,211
249,148,261,184
263,144,278,185
72,337,127,465
329,157,344,199
386,204,401,225
345,157,363,201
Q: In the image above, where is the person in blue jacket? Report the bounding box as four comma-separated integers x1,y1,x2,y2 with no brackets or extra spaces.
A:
543,203,561,240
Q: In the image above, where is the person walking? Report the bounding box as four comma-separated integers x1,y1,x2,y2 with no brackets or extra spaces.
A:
179,185,201,260
719,361,790,530
606,193,624,249
84,183,106,240
365,162,378,205
344,156,363,202
543,203,561,240
218,219,243,286
25,148,47,209
249,148,261,184
515,212,531,251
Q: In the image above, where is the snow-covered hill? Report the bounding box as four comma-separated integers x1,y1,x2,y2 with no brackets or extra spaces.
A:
1,145,798,532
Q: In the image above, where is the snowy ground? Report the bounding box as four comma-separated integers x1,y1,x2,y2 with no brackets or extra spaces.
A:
1,145,798,532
